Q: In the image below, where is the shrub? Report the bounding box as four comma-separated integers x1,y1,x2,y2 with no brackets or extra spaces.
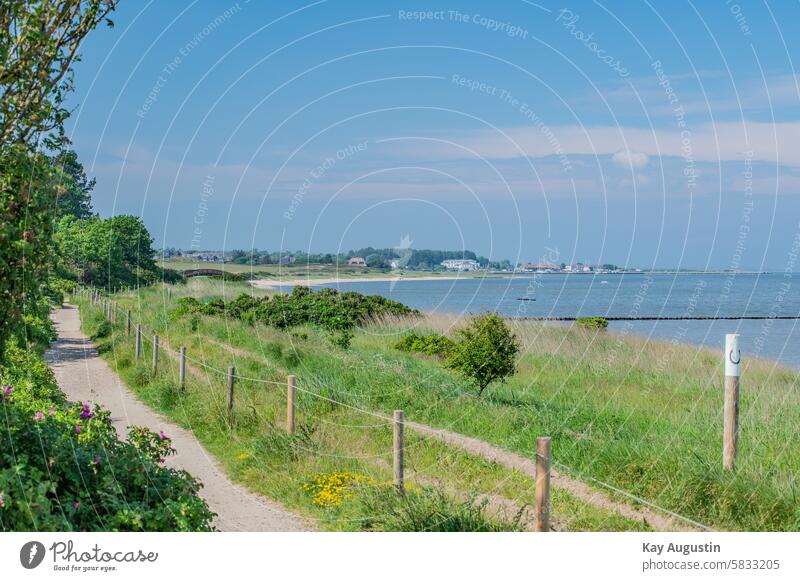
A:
171,287,417,334
327,329,354,350
0,343,215,531
395,332,454,357
90,320,113,340
446,313,519,396
576,317,609,330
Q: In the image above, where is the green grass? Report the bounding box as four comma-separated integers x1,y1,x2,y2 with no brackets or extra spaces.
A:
83,282,800,530
75,283,648,532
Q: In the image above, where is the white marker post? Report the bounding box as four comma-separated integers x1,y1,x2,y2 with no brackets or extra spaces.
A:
723,334,740,470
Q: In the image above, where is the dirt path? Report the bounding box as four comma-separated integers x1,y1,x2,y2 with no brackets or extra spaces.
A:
44,304,311,532
403,420,702,532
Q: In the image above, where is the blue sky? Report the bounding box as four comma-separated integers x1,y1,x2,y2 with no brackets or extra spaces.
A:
66,0,800,269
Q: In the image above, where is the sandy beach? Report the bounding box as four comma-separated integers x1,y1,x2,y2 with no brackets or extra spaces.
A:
250,274,501,290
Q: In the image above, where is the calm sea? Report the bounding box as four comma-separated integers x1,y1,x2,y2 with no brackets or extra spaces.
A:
298,273,800,369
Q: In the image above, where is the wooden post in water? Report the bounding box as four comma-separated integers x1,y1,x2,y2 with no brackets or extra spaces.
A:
179,347,187,389
724,334,741,471
286,375,296,434
227,366,235,418
393,410,404,493
135,324,142,359
535,436,551,532
152,335,159,373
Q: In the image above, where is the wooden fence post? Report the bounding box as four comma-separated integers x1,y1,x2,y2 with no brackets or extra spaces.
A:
152,335,159,373
535,436,551,532
179,346,187,389
393,410,404,492
114,302,118,323
126,310,131,336
227,366,235,417
286,375,296,434
724,333,740,470
135,324,142,359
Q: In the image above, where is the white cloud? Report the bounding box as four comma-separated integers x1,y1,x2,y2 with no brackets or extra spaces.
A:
612,149,649,169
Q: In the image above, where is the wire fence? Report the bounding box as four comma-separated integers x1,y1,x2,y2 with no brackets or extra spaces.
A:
77,287,715,532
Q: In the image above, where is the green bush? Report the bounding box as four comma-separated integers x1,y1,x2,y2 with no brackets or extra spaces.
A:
446,313,519,396
172,287,417,334
0,341,214,531
90,320,113,340
575,317,609,330
395,332,455,357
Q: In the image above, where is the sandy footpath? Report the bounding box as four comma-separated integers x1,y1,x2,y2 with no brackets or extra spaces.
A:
43,303,311,532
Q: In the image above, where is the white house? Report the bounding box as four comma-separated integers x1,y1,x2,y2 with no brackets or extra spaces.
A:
347,256,367,266
440,259,480,271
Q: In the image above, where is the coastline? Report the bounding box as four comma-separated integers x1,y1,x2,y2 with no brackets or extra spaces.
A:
250,274,480,289
249,269,771,290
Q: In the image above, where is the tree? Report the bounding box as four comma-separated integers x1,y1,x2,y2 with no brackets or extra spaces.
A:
365,253,384,268
446,313,519,396
0,1,117,146
52,149,95,218
0,1,117,357
56,214,159,289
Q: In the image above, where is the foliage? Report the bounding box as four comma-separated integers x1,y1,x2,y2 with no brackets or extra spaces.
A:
0,340,214,532
0,1,117,147
445,314,519,396
173,286,417,333
56,214,159,289
327,329,354,350
395,332,454,357
0,1,117,357
0,149,61,357
576,317,609,330
127,426,175,464
355,486,519,532
51,149,95,219
160,268,185,284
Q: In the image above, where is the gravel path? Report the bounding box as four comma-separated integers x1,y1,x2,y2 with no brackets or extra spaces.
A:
44,304,311,532
403,420,701,532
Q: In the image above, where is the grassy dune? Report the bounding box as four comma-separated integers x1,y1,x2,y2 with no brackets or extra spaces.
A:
80,279,800,530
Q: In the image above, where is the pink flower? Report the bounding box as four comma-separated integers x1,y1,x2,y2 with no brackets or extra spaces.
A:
72,501,80,510
159,430,168,441
79,402,93,420
0,385,11,399
0,493,5,507
34,411,45,421
75,425,81,434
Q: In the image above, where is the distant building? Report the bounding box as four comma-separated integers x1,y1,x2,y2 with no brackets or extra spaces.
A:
347,256,367,266
441,259,480,271
184,251,229,263
278,255,296,266
522,263,560,272
389,259,400,269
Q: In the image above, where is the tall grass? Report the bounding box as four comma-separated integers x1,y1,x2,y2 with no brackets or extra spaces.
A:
76,284,643,531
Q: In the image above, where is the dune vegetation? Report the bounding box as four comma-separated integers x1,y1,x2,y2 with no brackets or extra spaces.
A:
78,277,800,531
